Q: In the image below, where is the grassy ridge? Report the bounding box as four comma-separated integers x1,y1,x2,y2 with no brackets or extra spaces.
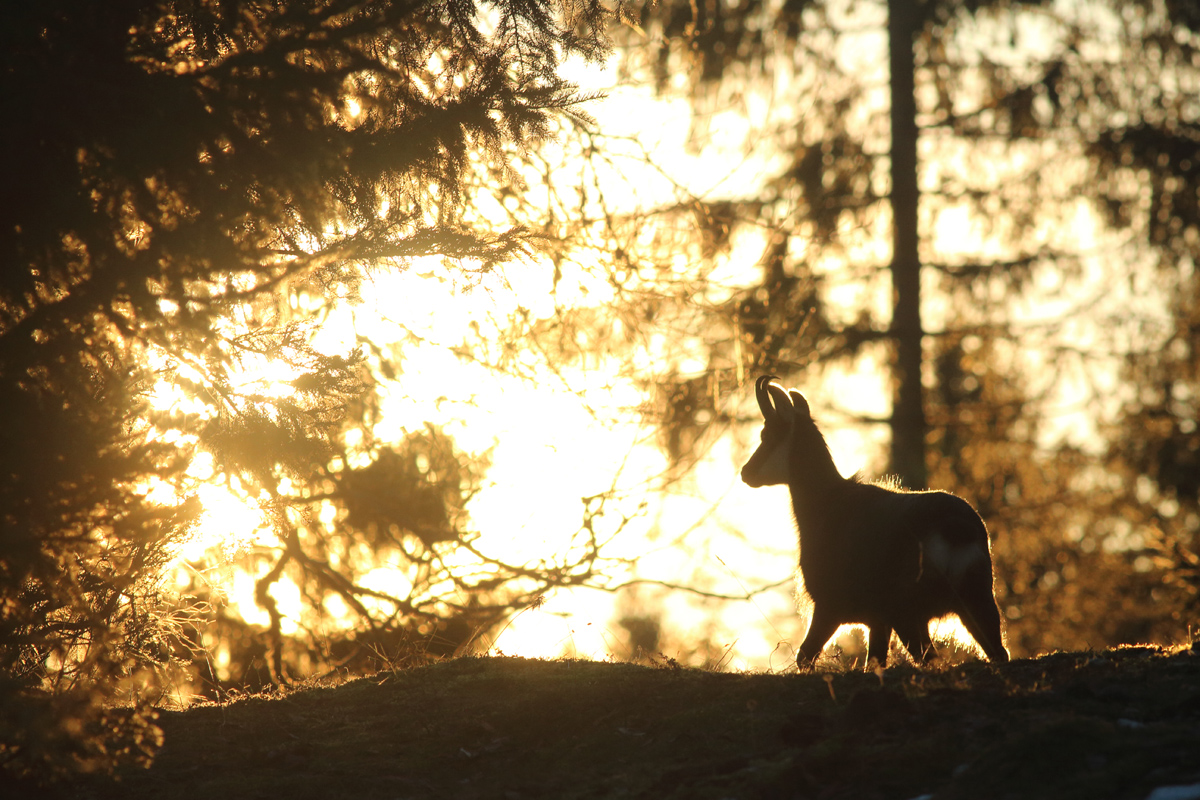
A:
81,646,1200,800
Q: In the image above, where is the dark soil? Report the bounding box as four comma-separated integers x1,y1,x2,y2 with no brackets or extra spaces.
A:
73,645,1200,799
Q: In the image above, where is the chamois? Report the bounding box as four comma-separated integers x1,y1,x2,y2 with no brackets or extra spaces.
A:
741,375,1009,668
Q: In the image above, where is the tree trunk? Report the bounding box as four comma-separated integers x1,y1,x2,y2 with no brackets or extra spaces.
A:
888,0,927,489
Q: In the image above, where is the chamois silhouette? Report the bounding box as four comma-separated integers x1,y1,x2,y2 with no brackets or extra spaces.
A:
741,375,1009,668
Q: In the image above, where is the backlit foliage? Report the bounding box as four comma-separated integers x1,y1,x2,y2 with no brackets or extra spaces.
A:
590,0,1200,655
1,0,619,784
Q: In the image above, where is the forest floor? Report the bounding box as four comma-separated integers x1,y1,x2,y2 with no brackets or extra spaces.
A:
71,644,1200,800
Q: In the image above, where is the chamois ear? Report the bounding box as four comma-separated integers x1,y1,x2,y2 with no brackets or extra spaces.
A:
789,391,811,418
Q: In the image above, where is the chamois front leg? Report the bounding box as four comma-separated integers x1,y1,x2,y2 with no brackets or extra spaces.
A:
795,607,840,669
867,624,893,667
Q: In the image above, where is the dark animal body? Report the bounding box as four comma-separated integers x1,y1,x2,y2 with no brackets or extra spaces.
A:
741,376,1009,667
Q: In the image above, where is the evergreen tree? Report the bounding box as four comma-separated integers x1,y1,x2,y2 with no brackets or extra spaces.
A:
0,0,615,783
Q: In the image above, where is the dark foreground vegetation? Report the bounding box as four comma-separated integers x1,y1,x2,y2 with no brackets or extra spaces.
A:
62,645,1200,800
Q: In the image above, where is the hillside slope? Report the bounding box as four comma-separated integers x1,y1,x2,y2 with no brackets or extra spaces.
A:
79,647,1200,800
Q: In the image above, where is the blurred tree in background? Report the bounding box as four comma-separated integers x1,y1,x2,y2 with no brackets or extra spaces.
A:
0,0,623,785
586,0,1200,657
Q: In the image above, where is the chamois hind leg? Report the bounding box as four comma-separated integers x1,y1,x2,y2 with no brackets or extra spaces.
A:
894,618,936,664
795,607,840,668
956,566,1009,662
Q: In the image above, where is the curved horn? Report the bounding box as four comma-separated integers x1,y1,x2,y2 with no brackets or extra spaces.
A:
755,375,778,418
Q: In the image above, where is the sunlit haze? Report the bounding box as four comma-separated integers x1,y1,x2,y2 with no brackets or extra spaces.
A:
168,2,1171,673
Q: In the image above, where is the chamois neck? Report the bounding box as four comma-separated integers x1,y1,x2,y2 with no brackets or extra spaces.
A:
787,421,845,521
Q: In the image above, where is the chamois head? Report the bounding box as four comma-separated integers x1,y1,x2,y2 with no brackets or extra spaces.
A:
740,375,811,488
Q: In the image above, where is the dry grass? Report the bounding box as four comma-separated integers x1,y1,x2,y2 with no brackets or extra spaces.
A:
71,644,1200,800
